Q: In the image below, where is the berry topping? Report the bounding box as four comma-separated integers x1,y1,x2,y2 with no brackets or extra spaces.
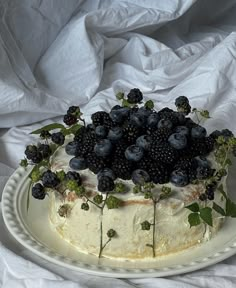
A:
66,171,82,186
191,125,207,139
157,118,173,129
94,139,113,157
131,169,150,185
170,169,189,187
97,168,116,181
69,156,88,170
42,170,60,188
125,145,144,162
168,133,187,150
127,88,143,104
136,135,152,151
32,183,46,200
97,176,115,192
63,114,78,126
51,132,65,145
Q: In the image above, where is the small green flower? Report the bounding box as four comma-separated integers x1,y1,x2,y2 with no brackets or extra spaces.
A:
114,182,126,193
56,170,66,182
144,191,152,199
116,92,124,100
107,229,116,238
144,100,154,110
75,185,86,197
133,184,141,194
200,110,210,119
143,182,155,190
20,159,28,168
30,169,41,183
93,194,103,204
66,180,79,191
160,185,172,199
106,195,122,209
141,220,151,231
81,202,89,211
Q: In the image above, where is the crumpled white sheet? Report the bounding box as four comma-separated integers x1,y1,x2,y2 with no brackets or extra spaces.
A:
1,0,236,287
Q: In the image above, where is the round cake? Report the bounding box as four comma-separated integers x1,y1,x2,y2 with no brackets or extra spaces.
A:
23,89,236,260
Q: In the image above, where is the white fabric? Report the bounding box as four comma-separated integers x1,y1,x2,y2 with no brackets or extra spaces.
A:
1,0,236,286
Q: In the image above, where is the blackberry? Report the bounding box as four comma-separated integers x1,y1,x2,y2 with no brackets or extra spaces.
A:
137,155,151,171
175,96,191,115
66,171,82,186
113,140,128,159
38,144,52,159
127,88,143,104
67,106,80,115
199,193,207,201
151,128,172,143
157,108,179,126
51,132,65,145
86,152,109,174
204,136,215,154
188,167,197,183
42,170,60,188
149,143,178,164
174,157,196,173
185,118,198,129
91,111,111,127
40,130,51,139
196,166,214,180
74,126,86,143
205,185,215,200
188,137,214,157
112,157,133,180
81,131,96,155
147,163,169,184
25,145,38,160
123,124,141,144
97,176,115,192
32,183,46,200
63,114,77,126
31,152,43,164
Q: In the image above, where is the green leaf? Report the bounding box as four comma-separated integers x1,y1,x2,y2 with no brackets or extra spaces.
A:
217,184,227,199
31,123,65,134
213,202,226,216
63,123,82,136
144,100,154,109
122,99,132,108
225,158,232,166
185,202,200,213
200,207,213,226
226,198,236,217
188,212,201,227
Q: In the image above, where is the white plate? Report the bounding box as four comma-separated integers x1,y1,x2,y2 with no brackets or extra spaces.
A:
2,165,236,278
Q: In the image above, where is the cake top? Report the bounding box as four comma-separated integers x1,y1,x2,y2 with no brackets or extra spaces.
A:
20,89,236,230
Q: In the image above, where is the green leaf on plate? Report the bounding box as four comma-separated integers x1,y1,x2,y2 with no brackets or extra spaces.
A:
200,207,213,226
185,202,200,213
226,198,236,217
217,184,227,199
212,202,226,216
188,212,201,227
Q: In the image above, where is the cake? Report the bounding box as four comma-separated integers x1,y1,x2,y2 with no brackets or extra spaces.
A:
22,89,236,260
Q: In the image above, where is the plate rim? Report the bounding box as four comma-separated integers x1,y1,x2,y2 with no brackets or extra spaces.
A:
2,166,236,278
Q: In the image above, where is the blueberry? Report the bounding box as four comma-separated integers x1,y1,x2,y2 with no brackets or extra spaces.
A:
97,168,116,181
107,127,123,142
175,126,189,136
125,145,144,162
194,156,211,168
170,169,189,187
176,112,186,125
86,124,95,131
147,113,159,128
168,133,187,149
65,141,79,156
136,135,152,150
191,125,207,139
95,125,107,138
69,156,88,170
109,107,129,124
157,118,173,129
138,107,152,118
131,169,150,185
130,112,146,127
94,139,113,157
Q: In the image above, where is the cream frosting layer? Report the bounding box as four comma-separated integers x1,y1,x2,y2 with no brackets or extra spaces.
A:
48,143,226,260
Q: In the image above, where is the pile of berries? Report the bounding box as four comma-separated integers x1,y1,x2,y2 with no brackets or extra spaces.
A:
64,89,221,193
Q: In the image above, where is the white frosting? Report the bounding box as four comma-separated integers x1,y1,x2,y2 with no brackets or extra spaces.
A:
48,142,226,260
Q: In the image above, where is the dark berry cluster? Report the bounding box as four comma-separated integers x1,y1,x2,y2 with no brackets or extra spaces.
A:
63,105,80,126
64,89,219,189
25,144,52,164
